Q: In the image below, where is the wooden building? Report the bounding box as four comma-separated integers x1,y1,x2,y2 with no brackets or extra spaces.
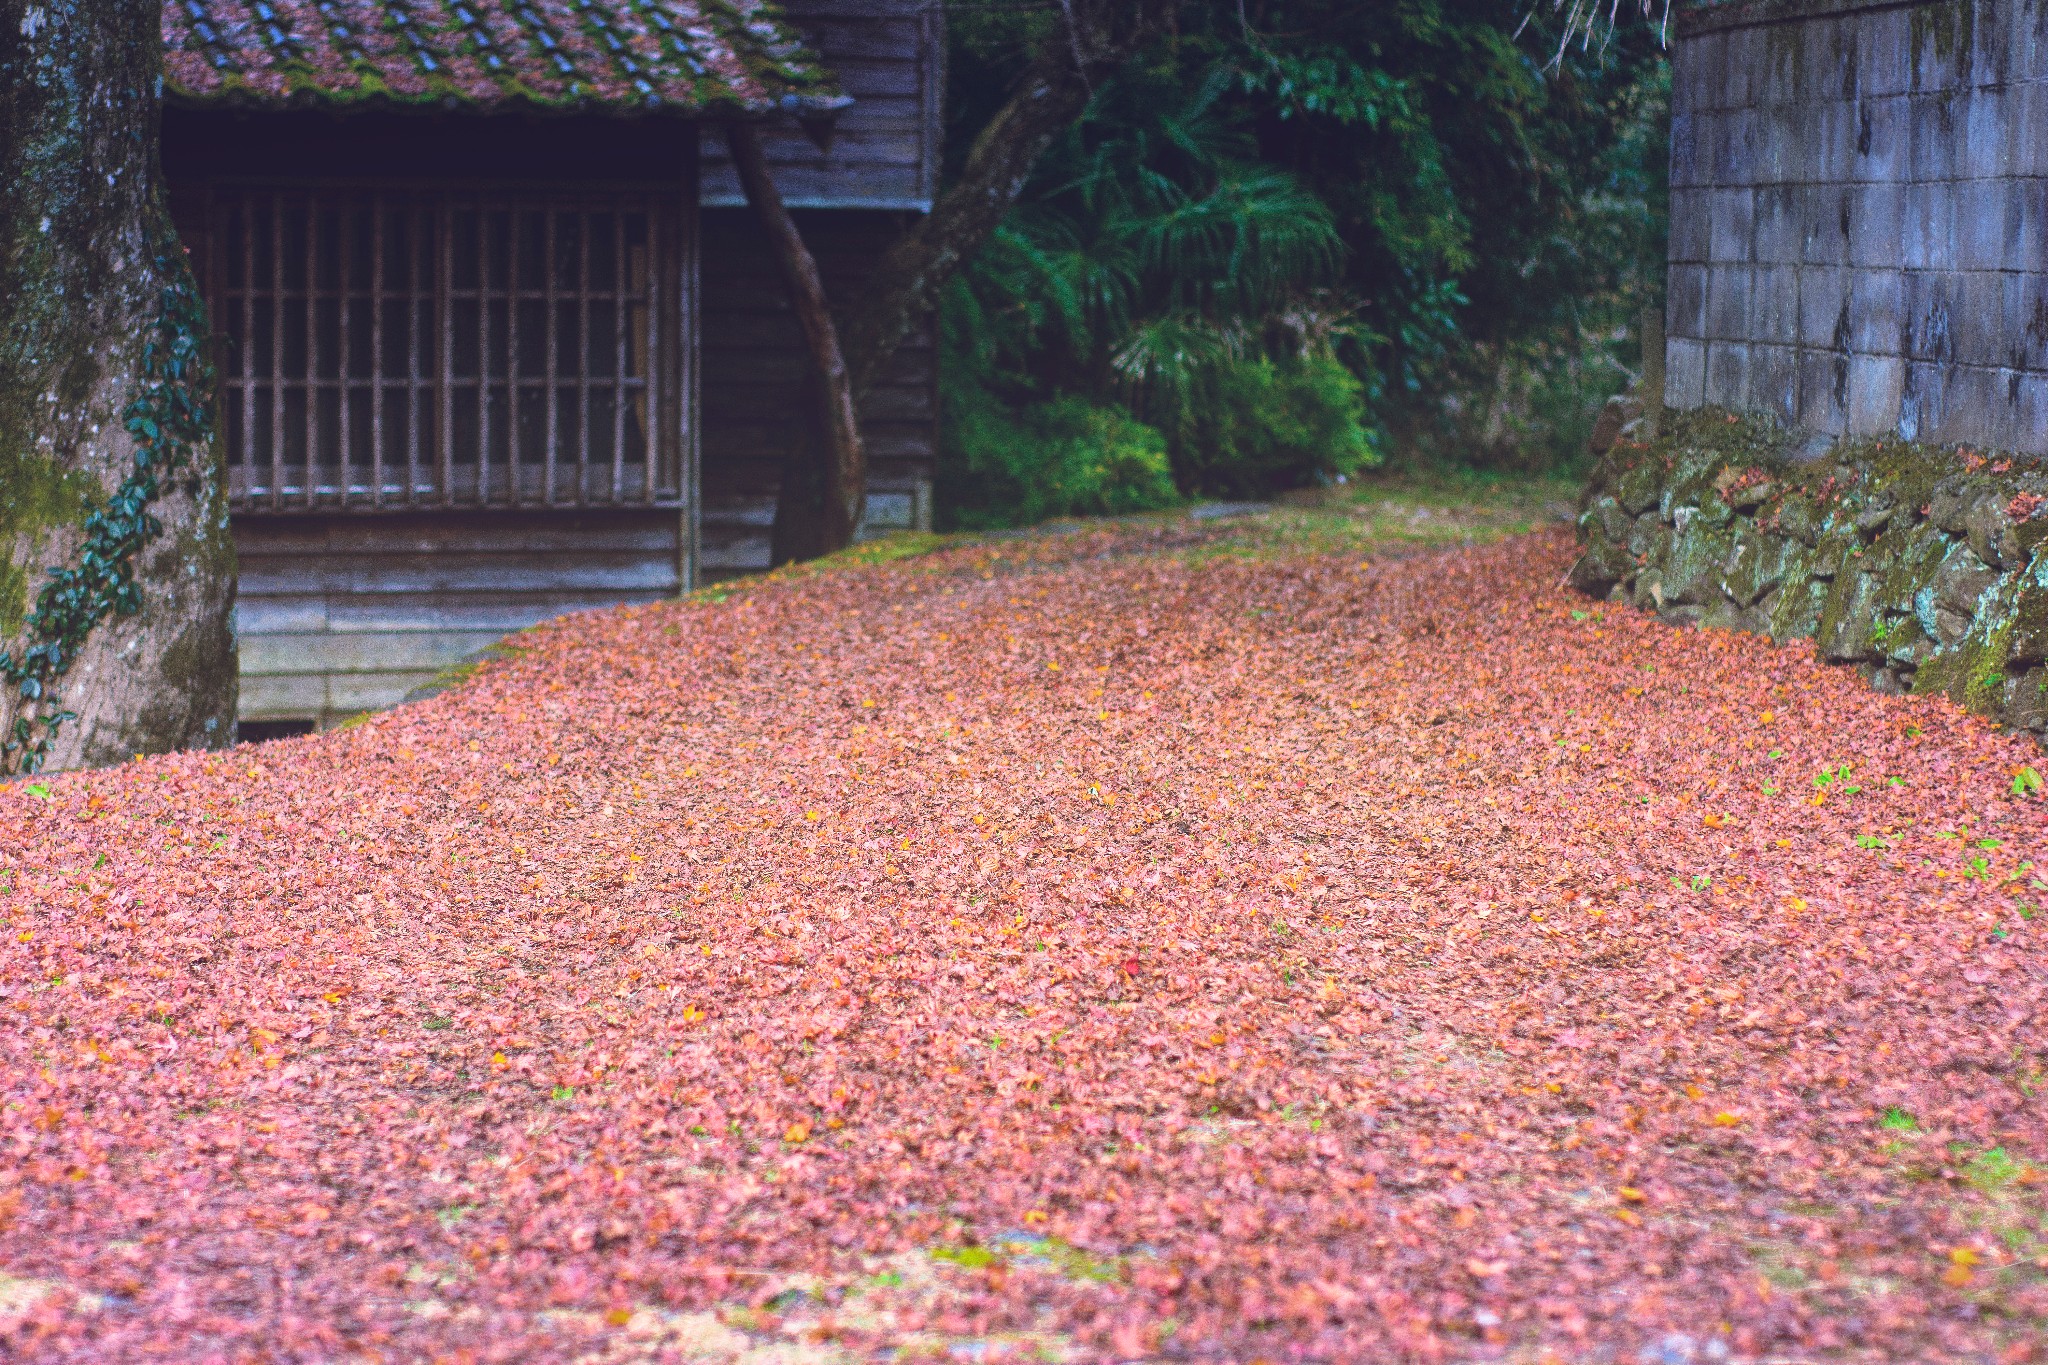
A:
158,0,941,734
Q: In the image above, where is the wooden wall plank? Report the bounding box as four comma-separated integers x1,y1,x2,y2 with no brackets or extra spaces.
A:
242,631,515,676
699,1,941,210
698,205,938,573
231,509,681,727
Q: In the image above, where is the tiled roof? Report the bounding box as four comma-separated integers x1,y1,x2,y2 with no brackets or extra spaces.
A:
163,0,848,115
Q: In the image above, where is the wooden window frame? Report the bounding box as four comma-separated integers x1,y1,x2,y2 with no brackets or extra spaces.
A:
200,179,694,514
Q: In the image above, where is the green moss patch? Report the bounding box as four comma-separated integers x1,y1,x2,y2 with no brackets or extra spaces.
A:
1575,407,2048,740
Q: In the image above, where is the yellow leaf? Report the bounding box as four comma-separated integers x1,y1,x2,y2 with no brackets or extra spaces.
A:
1711,1111,1742,1127
491,1051,508,1068
1759,711,1775,724
1023,1209,1049,1225
605,1307,634,1327
1618,1186,1646,1202
804,811,821,822
1950,1247,1980,1267
784,1122,811,1144
1614,1207,1642,1226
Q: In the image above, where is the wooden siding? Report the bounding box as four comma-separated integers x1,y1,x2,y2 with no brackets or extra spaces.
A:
700,0,943,211
234,511,681,725
162,78,937,725
698,206,936,575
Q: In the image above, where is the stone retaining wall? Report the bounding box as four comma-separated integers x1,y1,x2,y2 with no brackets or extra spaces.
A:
1572,408,2048,736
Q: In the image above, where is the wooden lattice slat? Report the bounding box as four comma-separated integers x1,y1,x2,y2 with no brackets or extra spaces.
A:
213,184,679,511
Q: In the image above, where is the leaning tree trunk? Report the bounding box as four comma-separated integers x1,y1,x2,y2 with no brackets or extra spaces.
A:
0,0,236,774
725,122,867,562
718,0,1175,563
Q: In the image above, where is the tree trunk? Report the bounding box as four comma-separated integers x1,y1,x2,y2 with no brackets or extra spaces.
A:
725,122,867,560
1,0,237,773
723,0,1172,563
843,46,1098,405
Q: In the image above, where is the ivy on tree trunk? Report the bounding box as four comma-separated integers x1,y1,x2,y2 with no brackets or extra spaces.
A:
0,0,237,772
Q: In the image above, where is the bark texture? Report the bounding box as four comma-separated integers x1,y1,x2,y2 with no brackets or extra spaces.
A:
725,122,867,562
1,0,237,772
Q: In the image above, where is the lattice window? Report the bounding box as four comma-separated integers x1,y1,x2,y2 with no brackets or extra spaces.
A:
205,185,690,509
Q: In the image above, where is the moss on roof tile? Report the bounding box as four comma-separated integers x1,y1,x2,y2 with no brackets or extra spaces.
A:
162,0,847,116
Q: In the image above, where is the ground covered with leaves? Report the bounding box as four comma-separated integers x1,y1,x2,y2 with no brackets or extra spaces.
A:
2,510,2044,1363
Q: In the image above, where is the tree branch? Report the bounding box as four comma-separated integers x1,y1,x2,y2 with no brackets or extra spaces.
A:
843,6,1166,402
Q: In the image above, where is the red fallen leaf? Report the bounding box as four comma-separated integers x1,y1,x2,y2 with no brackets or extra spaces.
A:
0,524,2041,1363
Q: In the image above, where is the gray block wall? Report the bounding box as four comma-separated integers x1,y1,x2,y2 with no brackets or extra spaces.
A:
1667,0,2048,454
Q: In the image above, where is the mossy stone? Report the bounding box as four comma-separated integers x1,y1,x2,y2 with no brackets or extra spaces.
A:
1963,491,2018,569
1574,405,2048,746
1615,461,1664,515
1853,495,1897,537
1567,542,1634,596
1723,529,1789,606
1883,614,1933,666
1817,571,1883,662
1770,575,1829,639
1929,476,1979,534
1880,530,1951,611
2014,517,2048,561
1662,524,1738,606
2004,667,2048,731
1628,516,1669,562
1701,599,1772,635
1932,541,2000,616
2009,566,2048,665
1775,493,1822,546
1811,528,1855,579
1585,495,1632,546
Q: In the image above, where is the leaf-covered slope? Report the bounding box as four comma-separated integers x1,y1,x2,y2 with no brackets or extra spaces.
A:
1,524,2042,1360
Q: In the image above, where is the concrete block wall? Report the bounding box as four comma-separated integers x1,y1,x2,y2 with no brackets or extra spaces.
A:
1667,0,2048,454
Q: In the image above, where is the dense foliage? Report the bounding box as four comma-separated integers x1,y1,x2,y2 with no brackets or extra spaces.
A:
937,0,1669,527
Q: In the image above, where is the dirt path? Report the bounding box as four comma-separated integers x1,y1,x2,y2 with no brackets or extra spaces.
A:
1,519,2043,1362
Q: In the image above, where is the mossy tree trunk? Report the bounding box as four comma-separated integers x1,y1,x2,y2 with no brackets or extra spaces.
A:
1,0,236,772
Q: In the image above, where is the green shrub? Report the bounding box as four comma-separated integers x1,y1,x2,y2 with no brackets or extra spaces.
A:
1168,350,1379,497
938,380,1179,531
